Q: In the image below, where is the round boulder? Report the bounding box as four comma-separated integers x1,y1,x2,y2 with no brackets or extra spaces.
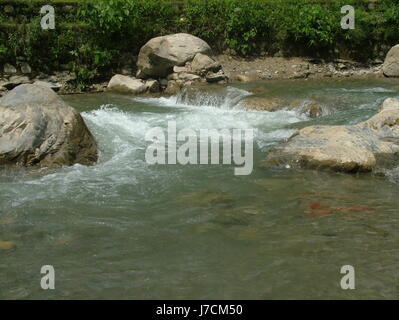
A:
0,84,98,168
137,33,212,79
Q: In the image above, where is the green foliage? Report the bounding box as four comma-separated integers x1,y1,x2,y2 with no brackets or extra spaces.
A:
224,0,271,55
69,43,113,90
2,0,399,87
181,0,228,50
78,0,179,52
277,3,337,46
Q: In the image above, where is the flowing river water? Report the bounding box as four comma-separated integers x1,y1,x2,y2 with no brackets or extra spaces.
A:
1,78,399,299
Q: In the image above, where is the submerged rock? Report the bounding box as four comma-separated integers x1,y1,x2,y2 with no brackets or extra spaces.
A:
0,241,16,250
0,84,98,168
243,96,326,118
264,98,399,173
242,97,286,111
288,99,326,118
176,189,234,207
137,33,212,79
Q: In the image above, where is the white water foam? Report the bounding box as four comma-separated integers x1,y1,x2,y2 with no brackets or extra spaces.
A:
135,86,252,110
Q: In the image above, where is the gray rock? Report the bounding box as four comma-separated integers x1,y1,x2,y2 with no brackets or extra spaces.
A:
107,74,147,94
3,63,17,75
242,97,285,112
34,80,62,92
264,98,399,173
191,53,221,74
137,33,211,79
20,62,32,74
0,84,98,168
383,44,399,77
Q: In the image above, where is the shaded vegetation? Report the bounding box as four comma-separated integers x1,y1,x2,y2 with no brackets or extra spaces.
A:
1,0,399,87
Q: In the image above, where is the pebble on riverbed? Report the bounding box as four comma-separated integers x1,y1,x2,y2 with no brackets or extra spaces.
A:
0,241,16,250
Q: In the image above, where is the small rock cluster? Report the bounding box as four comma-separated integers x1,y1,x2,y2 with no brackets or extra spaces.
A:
107,33,228,96
264,97,399,173
242,96,325,118
0,62,83,97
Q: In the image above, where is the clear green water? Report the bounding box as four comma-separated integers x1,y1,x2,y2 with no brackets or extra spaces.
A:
1,78,399,299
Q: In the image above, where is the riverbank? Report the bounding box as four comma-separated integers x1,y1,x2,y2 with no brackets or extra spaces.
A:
0,55,385,97
218,55,384,81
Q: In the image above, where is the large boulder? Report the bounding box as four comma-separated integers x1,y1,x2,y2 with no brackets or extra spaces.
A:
0,84,98,168
264,98,399,173
137,33,212,79
107,74,147,94
383,44,399,77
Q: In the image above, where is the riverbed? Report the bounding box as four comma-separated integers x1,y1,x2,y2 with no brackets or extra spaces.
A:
1,78,399,299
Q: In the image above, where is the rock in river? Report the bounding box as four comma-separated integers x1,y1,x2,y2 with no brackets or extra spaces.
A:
136,33,212,79
264,98,399,173
107,74,147,94
0,84,98,168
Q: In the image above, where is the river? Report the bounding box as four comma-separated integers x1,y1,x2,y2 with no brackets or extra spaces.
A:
1,78,399,299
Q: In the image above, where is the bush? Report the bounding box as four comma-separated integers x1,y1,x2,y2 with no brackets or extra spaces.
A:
78,0,179,53
1,0,399,87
